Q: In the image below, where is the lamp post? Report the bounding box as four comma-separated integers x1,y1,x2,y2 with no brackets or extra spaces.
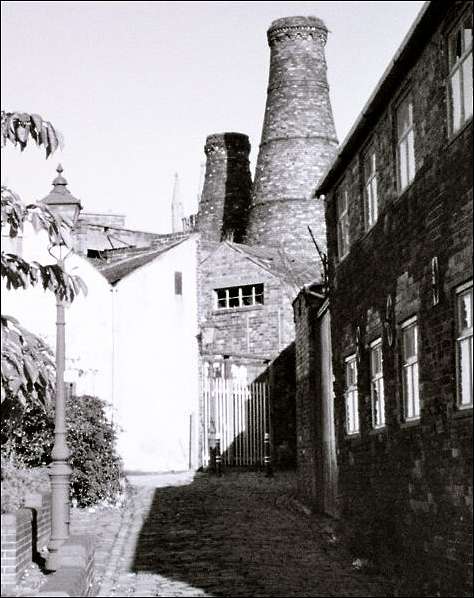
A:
41,164,82,571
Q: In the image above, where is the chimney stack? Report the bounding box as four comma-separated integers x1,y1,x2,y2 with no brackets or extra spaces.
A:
245,16,338,263
196,133,252,244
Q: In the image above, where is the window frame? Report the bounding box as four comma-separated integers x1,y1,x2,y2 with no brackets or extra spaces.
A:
447,15,473,135
214,283,264,310
395,93,416,193
370,338,385,429
455,280,473,410
336,187,350,261
363,147,379,230
401,316,420,422
344,354,359,435
174,271,183,296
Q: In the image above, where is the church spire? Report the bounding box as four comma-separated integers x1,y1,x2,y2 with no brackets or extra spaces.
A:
171,172,184,233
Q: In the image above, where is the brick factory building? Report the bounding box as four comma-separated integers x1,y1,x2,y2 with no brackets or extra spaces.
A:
301,2,472,595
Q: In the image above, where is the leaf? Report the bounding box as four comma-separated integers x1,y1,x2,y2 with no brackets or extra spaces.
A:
30,211,42,233
40,122,48,148
46,123,59,155
16,125,27,144
30,114,43,140
2,314,19,326
24,355,39,384
7,128,17,146
75,276,88,297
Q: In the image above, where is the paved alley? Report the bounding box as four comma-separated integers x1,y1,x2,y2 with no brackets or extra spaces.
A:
96,471,393,597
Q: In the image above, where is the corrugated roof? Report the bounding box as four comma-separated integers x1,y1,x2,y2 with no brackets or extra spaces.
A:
228,242,321,288
96,237,190,285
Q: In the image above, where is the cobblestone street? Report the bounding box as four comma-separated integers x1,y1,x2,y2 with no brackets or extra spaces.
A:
96,472,393,597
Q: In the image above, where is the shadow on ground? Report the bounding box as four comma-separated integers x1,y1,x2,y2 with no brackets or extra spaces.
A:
131,471,393,597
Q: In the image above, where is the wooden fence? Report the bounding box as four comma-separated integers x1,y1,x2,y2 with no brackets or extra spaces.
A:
202,378,270,467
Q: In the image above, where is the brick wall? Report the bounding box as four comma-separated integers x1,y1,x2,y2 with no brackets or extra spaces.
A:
1,491,52,590
293,290,320,504
36,534,96,598
1,509,33,590
24,491,52,553
293,289,338,515
198,242,296,360
197,240,298,464
256,343,297,467
324,4,473,595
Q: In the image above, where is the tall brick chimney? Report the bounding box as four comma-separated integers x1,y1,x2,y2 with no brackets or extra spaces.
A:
245,16,338,263
196,133,252,244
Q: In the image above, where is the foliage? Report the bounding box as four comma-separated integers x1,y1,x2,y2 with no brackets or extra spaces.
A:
1,316,56,406
1,110,62,157
1,396,54,466
1,187,87,299
1,456,50,514
67,395,123,507
1,111,87,407
1,394,124,508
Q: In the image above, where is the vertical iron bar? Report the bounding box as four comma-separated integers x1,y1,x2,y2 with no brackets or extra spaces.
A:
47,290,72,571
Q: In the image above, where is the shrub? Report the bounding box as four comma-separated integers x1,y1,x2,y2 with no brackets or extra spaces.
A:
1,456,50,513
1,394,123,508
1,397,54,467
66,395,123,507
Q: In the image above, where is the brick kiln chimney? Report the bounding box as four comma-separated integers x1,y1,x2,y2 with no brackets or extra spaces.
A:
196,133,252,244
245,16,338,263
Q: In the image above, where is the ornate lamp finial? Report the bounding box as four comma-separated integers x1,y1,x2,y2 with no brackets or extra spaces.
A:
52,164,68,187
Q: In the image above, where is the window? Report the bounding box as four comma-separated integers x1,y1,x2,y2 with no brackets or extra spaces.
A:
345,355,359,435
401,317,420,421
396,95,416,192
174,271,182,295
363,149,378,229
337,189,350,260
370,339,385,428
449,17,473,133
215,284,264,309
456,282,473,408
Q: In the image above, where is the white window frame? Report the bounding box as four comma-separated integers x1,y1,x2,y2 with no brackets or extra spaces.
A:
448,16,473,134
370,338,385,429
396,95,416,193
455,281,473,409
401,316,420,421
337,189,350,260
214,283,264,310
363,149,378,229
344,354,359,435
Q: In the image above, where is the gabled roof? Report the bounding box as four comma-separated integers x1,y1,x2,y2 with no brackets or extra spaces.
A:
96,236,191,285
224,242,321,288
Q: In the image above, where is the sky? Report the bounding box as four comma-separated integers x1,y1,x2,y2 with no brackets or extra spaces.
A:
1,0,425,233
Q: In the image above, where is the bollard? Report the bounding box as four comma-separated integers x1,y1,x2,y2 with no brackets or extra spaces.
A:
264,432,273,477
209,445,216,474
215,438,222,477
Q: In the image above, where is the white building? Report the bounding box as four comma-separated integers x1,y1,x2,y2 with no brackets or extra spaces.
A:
1,169,200,473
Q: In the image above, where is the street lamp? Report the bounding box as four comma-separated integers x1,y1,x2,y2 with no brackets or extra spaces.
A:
40,164,82,571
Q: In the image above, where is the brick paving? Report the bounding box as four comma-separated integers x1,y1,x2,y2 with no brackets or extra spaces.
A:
96,471,394,597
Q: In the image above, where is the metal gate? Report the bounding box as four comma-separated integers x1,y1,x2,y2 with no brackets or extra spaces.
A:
202,375,270,467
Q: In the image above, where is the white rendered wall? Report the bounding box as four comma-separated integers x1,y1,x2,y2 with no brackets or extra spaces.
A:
2,226,200,473
113,236,199,473
1,224,114,406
